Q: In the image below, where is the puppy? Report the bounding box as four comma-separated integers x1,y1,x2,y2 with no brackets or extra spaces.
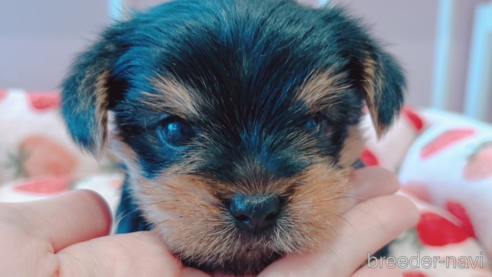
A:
61,0,405,275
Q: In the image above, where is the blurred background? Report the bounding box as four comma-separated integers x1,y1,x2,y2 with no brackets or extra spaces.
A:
0,0,491,122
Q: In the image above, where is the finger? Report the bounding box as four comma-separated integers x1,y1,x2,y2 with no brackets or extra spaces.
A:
0,189,112,252
56,232,184,277
352,262,402,277
350,167,400,199
258,195,418,277
182,267,212,277
338,195,418,272
348,167,400,206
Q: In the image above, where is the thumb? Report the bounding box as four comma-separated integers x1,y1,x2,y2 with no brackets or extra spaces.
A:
56,231,183,277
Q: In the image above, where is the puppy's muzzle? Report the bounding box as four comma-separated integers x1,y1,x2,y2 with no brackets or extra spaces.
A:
228,194,281,233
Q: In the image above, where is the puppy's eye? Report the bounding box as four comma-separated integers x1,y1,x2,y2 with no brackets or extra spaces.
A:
304,113,325,133
158,117,195,147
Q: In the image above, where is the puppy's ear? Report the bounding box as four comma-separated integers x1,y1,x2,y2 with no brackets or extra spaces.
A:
357,47,406,138
61,31,123,157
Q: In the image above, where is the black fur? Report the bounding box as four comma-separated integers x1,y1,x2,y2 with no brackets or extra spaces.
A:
61,0,405,275
115,176,151,233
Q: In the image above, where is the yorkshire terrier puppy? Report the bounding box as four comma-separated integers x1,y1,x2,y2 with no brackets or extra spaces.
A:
61,0,405,275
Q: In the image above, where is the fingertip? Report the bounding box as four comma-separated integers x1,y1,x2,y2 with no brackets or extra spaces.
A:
377,168,400,194
392,194,420,226
23,189,114,251
69,189,113,236
350,167,400,203
354,194,420,247
354,167,399,190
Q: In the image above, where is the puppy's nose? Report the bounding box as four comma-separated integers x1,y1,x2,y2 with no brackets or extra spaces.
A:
229,194,281,233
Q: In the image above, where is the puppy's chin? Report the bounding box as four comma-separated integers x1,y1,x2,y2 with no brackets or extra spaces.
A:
125,161,351,276
180,224,286,276
182,249,282,277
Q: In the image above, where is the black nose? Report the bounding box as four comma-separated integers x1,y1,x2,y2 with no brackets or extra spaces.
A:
229,194,281,233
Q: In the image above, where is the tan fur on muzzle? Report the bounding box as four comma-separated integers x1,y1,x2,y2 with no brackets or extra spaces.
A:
128,160,351,267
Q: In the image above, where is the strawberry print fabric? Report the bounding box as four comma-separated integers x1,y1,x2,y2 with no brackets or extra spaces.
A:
0,89,118,184
361,107,492,276
1,89,492,276
395,109,492,276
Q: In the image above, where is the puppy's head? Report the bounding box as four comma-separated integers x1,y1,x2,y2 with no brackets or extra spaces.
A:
61,0,405,275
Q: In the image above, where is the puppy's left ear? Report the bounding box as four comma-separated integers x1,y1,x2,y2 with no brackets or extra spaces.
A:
61,29,124,157
357,46,406,137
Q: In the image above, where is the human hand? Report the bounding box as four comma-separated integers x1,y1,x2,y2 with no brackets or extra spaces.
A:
259,167,419,277
0,167,417,277
0,189,207,277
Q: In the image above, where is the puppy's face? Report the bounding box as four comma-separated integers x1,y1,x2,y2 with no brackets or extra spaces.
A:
61,0,405,275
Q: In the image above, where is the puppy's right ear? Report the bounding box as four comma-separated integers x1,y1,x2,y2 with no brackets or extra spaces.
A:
61,32,123,157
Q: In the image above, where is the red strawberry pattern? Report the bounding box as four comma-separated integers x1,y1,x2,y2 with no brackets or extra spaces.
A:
420,128,475,159
403,107,424,132
13,176,73,195
416,212,470,246
18,135,78,177
0,89,7,101
27,92,60,111
463,142,492,180
445,201,476,238
360,148,379,166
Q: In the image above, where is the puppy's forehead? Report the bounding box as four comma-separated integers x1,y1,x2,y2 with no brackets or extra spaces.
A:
139,43,349,128
123,0,359,122
145,69,349,125
146,41,315,124
147,73,309,125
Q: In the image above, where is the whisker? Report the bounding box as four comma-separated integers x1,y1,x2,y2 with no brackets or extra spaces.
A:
114,199,174,226
335,213,355,232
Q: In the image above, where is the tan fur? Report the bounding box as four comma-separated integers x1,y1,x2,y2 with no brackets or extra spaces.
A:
361,53,386,137
141,75,202,119
93,70,110,156
71,68,110,156
294,69,351,113
109,131,139,171
124,156,351,272
339,124,365,167
112,133,352,270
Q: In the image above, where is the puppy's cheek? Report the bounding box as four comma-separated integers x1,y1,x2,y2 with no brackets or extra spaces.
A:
133,173,238,263
132,163,352,259
281,163,351,252
109,137,237,263
339,124,365,168
109,133,140,171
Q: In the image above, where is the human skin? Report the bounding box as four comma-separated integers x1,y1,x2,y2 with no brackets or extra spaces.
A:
0,167,418,277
